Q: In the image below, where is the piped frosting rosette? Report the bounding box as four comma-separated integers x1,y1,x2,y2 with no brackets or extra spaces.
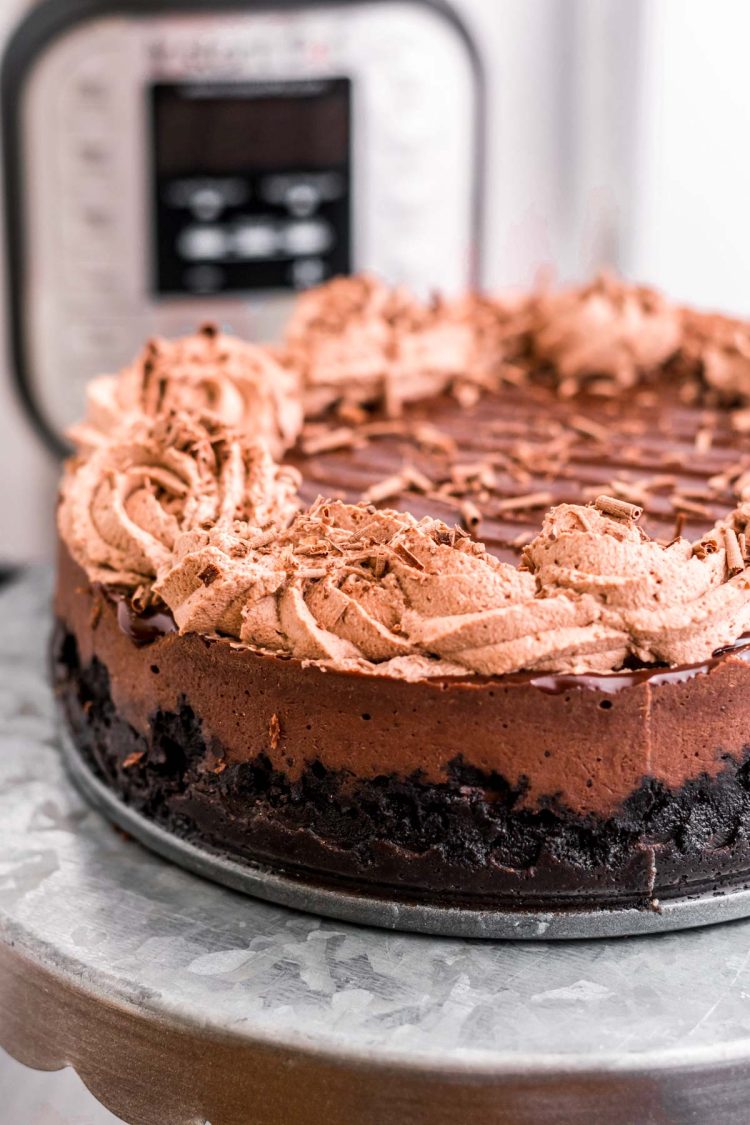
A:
282,273,511,417
532,273,683,393
59,411,300,589
69,323,303,458
679,308,750,402
282,272,750,412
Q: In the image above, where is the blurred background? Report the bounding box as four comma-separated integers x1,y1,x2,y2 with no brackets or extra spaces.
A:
0,0,749,565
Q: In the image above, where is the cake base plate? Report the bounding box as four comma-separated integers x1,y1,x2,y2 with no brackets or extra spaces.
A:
60,728,750,940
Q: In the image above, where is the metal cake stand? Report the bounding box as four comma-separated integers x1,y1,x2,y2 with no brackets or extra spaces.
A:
4,570,750,1125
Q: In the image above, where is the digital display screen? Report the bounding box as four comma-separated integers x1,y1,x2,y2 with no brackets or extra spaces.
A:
151,78,351,295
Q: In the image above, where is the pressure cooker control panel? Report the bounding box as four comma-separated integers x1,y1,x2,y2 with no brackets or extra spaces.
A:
151,77,352,296
5,1,482,450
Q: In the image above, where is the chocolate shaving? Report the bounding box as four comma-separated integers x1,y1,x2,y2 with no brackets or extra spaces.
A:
639,474,677,493
413,422,457,456
486,456,528,487
692,536,720,559
336,402,369,426
724,527,745,577
301,426,359,455
460,500,482,535
452,381,481,409
677,486,717,502
607,480,650,509
368,553,388,579
359,419,409,439
497,362,528,387
362,473,408,505
694,426,714,453
394,542,425,570
362,466,433,505
403,466,434,494
509,529,536,548
671,495,716,520
594,495,643,522
198,563,221,586
495,490,554,513
450,461,497,493
569,414,610,443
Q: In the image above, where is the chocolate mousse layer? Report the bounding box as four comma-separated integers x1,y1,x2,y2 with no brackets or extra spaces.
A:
54,546,750,910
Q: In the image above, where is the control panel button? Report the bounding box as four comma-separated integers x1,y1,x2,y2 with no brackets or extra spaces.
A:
281,219,332,257
231,221,278,260
62,53,118,109
286,182,321,218
178,225,229,261
260,171,345,207
189,186,227,222
165,177,249,215
63,261,120,296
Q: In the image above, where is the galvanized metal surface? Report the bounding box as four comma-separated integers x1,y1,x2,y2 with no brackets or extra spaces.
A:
3,570,750,1124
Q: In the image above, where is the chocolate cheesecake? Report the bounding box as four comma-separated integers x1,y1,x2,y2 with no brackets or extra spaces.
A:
52,275,750,914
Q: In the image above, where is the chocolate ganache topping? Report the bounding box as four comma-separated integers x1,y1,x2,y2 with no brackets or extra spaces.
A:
58,272,750,678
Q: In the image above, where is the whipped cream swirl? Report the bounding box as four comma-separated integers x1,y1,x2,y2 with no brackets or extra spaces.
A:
524,505,750,667
59,412,300,587
680,309,750,402
284,274,484,417
533,274,682,391
70,324,302,458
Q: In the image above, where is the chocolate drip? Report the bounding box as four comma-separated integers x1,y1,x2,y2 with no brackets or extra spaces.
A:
115,597,177,646
529,634,750,695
